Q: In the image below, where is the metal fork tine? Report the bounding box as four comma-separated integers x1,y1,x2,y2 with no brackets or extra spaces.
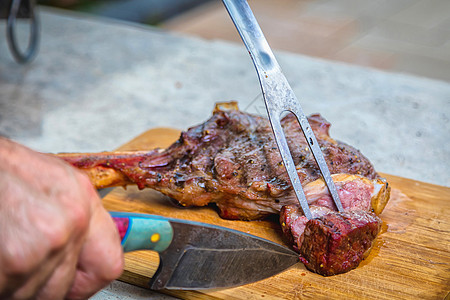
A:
223,0,343,218
266,110,313,220
289,104,344,213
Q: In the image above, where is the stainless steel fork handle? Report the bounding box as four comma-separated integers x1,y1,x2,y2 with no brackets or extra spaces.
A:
222,0,343,218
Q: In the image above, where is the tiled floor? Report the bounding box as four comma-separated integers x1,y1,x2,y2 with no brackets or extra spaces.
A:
161,0,450,82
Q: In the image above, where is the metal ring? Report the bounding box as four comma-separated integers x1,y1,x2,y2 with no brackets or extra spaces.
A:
6,0,39,64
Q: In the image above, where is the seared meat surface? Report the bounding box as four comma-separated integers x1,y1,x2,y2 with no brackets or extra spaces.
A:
299,210,381,276
59,102,379,220
280,174,388,275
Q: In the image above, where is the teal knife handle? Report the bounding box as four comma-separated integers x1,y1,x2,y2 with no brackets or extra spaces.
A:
109,212,174,253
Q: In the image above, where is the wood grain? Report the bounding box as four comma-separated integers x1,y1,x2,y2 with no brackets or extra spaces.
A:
101,128,450,299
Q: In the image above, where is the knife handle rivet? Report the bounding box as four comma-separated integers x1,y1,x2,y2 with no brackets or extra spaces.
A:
151,233,160,243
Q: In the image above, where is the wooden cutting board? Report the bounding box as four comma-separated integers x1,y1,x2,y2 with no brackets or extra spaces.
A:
101,128,450,299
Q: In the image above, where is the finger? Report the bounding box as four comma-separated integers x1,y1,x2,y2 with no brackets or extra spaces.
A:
34,246,81,300
1,260,57,299
5,232,79,300
12,250,70,300
66,207,124,300
9,208,88,300
0,176,72,299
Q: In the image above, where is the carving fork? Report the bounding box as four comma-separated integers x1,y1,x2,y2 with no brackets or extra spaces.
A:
222,0,343,219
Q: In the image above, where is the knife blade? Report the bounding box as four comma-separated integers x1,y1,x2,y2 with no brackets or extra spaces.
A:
110,211,299,290
222,0,344,218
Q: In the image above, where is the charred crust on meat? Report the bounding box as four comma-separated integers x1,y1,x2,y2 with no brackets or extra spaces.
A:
173,172,185,187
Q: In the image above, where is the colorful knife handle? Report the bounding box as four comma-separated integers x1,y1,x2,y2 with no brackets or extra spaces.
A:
109,212,174,253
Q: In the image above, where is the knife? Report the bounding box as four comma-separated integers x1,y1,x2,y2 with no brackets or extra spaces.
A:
110,211,299,290
222,0,344,218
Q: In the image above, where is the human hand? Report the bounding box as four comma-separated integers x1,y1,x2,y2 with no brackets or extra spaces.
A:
0,138,124,299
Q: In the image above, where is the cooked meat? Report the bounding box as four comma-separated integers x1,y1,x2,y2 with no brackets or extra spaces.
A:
57,101,391,276
57,102,383,220
299,210,381,276
280,174,388,275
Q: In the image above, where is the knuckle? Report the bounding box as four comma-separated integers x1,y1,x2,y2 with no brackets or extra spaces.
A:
106,251,125,281
61,170,94,233
100,261,124,284
97,242,125,283
34,206,88,251
74,169,91,188
101,258,124,283
92,239,124,283
73,168,101,208
31,213,69,252
1,244,40,275
74,168,95,193
45,221,71,250
66,203,90,236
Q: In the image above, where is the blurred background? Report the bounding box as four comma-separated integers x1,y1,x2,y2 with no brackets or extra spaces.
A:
38,0,450,82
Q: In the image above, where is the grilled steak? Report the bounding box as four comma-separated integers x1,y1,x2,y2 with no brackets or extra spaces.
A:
280,174,388,275
58,101,391,276
299,210,381,276
58,102,381,220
